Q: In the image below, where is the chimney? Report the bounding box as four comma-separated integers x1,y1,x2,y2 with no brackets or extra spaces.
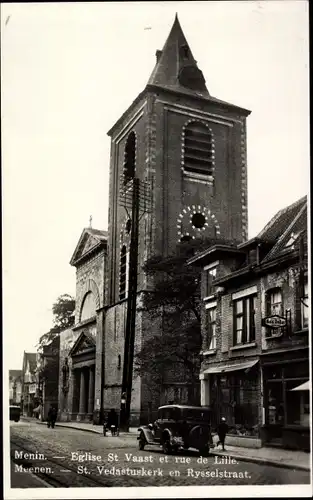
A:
156,50,162,62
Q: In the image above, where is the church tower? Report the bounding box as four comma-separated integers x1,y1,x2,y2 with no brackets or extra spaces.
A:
103,15,251,424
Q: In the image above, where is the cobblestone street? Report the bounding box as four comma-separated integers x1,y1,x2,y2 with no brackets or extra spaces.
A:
10,421,310,488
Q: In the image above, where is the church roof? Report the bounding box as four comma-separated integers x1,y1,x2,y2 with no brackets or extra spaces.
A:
108,15,250,136
147,13,209,96
70,227,108,267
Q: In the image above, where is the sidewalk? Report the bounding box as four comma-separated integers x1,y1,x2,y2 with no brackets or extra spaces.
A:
20,417,310,471
21,416,138,435
211,444,310,472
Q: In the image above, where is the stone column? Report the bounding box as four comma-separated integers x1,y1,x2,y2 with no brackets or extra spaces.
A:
79,370,86,415
88,367,95,415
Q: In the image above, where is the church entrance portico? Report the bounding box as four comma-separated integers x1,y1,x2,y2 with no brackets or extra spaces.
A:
69,332,96,422
72,364,95,421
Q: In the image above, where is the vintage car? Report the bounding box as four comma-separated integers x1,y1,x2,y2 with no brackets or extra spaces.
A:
137,405,214,455
9,405,21,422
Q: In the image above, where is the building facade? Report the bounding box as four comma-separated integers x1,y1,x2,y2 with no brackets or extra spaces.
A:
102,14,251,425
36,336,60,420
9,370,22,406
21,352,37,417
190,196,309,451
58,227,107,424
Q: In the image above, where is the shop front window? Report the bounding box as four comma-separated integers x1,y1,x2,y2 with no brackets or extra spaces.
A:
210,372,259,434
264,362,309,429
266,382,285,426
286,380,310,426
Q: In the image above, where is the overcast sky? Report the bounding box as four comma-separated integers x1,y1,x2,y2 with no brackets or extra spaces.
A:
2,1,309,369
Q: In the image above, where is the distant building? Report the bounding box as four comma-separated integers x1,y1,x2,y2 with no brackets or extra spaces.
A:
21,352,37,417
9,370,22,405
36,335,60,420
190,196,309,451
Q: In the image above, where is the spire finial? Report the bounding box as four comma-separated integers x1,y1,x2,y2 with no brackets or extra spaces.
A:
89,215,93,228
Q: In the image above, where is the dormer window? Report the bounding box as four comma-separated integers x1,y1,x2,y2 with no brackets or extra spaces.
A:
285,231,301,249
180,44,189,58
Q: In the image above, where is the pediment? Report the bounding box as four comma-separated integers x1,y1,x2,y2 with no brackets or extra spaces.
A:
70,228,107,267
69,332,96,357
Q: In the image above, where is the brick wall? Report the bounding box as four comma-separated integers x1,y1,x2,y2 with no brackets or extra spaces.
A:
105,85,249,420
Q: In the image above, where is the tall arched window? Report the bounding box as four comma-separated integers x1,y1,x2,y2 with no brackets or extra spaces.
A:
183,122,214,177
123,132,136,185
119,245,128,300
80,292,97,321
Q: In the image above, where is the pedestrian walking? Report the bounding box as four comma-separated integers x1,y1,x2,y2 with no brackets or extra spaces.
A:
47,405,57,429
217,417,228,451
107,408,118,436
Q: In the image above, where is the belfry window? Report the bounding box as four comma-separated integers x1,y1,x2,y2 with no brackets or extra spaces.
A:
119,245,128,300
123,132,136,185
183,122,214,177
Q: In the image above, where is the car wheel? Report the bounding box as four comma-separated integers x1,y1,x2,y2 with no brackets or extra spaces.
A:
14,419,19,422
163,439,172,455
138,433,146,451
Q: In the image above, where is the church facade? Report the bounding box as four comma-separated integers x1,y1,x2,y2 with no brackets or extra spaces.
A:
57,15,251,425
58,228,107,424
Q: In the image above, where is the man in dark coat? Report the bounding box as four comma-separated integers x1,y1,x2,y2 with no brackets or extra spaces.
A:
47,406,57,429
107,409,118,436
217,417,228,451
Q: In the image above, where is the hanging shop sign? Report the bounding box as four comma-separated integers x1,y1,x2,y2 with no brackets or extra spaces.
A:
261,315,287,328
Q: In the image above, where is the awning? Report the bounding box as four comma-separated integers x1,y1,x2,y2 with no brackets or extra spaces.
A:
290,381,310,391
200,359,258,379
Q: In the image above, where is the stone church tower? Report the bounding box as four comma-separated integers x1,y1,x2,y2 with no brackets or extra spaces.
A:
103,15,251,424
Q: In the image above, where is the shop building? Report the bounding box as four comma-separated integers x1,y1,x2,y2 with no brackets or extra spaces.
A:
190,196,310,450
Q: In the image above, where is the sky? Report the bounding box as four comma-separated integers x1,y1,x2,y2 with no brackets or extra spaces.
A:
2,1,309,369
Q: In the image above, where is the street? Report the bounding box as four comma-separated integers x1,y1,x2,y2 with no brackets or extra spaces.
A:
10,420,310,488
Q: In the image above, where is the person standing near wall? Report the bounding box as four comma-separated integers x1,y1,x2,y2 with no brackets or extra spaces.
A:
217,417,228,451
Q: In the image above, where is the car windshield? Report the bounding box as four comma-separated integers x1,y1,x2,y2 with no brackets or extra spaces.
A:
182,408,210,421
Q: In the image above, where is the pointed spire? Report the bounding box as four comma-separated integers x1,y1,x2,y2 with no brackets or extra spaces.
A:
147,15,209,96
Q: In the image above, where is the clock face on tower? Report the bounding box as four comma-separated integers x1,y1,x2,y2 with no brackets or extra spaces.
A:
178,65,206,90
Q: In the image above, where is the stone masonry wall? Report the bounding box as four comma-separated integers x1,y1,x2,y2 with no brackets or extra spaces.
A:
75,250,106,323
